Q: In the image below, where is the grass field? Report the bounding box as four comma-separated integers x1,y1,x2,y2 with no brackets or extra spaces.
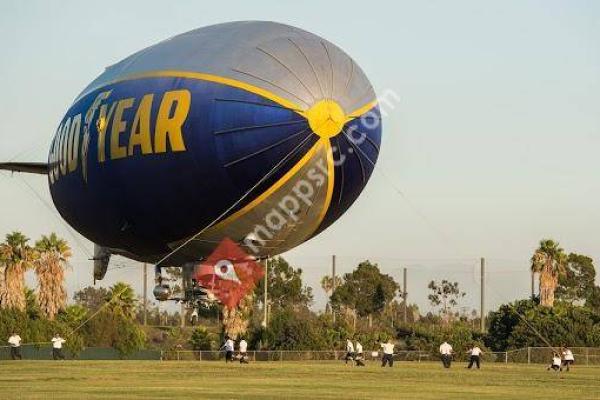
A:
1,361,599,399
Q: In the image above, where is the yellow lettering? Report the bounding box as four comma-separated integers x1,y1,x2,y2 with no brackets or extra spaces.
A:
154,89,190,153
60,118,71,176
97,103,116,163
49,126,61,184
55,125,63,181
110,98,134,160
68,114,81,172
128,94,154,156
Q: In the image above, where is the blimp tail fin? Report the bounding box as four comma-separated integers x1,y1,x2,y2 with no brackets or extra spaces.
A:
0,162,48,175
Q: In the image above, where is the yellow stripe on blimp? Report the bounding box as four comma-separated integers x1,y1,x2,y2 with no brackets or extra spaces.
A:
317,139,335,226
81,70,305,115
347,100,378,120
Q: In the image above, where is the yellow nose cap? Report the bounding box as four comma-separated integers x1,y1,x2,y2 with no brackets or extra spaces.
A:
305,100,346,139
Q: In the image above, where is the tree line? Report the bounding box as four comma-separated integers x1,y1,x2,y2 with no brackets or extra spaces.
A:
1,231,599,357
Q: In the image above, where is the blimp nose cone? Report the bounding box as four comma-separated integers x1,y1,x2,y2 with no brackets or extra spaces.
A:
305,100,346,139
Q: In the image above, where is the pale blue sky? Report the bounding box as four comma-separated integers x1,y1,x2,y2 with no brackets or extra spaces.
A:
0,1,598,315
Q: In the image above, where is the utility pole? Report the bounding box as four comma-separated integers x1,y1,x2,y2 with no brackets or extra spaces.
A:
332,254,336,324
262,257,269,328
480,257,485,332
180,266,186,328
403,267,408,324
143,263,148,326
531,270,535,300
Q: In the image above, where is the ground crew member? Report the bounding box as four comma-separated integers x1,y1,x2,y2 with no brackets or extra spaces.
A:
380,339,395,367
345,338,355,364
8,332,22,360
561,347,574,371
189,308,199,326
467,344,482,369
239,338,249,364
51,334,66,360
355,340,365,367
439,341,453,368
221,336,234,363
547,353,562,372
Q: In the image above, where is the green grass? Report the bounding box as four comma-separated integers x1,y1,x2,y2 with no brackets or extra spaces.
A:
0,361,599,399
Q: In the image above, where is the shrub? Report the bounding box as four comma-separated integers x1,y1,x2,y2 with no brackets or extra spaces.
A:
82,308,146,357
189,327,215,351
485,299,600,350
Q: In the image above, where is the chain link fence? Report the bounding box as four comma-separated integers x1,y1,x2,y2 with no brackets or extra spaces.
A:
162,350,431,362
506,347,600,365
2,345,598,364
162,348,600,364
161,349,511,363
0,344,161,360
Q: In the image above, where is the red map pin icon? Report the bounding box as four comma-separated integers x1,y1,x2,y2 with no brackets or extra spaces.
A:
195,237,264,308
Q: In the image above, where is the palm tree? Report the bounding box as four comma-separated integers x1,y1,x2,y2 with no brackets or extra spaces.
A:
320,275,342,314
0,253,5,303
222,294,253,339
107,282,138,319
0,232,36,311
531,239,567,307
320,275,342,297
34,233,71,320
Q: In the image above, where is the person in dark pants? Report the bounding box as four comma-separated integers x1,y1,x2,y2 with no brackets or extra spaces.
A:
380,340,394,367
561,347,574,371
547,353,561,372
467,344,482,369
439,341,453,368
354,340,365,367
344,338,355,365
8,332,22,360
220,336,234,363
238,338,249,364
51,334,66,360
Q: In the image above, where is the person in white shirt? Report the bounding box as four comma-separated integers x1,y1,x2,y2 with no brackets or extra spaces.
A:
467,344,483,369
354,340,365,367
238,338,249,364
220,336,235,363
547,353,562,372
51,334,66,360
380,339,395,367
8,332,22,360
439,341,453,368
561,347,575,371
345,338,355,364
189,308,199,326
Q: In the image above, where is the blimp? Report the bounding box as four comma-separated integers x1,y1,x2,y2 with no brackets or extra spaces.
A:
0,21,381,306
